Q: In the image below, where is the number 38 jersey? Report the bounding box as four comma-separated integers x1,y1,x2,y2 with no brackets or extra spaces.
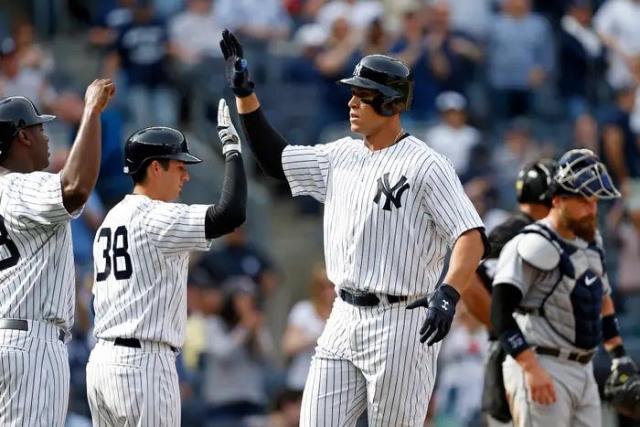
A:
92,194,212,348
0,171,78,331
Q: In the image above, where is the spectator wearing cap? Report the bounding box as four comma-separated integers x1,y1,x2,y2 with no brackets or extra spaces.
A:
559,0,603,119
200,276,278,422
425,91,481,181
487,0,555,120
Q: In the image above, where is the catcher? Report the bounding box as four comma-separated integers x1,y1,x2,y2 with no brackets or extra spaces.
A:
491,149,640,426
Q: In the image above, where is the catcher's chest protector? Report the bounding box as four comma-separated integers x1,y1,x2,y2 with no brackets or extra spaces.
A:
518,223,606,350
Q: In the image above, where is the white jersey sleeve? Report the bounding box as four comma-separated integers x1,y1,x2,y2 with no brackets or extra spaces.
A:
281,138,347,202
4,171,79,227
141,202,212,255
419,157,484,245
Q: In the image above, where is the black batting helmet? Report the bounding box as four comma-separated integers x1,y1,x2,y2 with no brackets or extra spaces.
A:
516,159,558,206
0,96,55,160
123,126,202,175
552,148,620,199
338,54,414,117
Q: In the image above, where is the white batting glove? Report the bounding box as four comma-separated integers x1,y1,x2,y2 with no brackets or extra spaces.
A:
217,98,241,155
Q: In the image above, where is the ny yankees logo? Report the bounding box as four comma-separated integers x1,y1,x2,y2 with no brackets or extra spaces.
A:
374,173,410,211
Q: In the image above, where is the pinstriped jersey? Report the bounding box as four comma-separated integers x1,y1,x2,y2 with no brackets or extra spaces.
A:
0,171,79,331
282,134,483,296
92,194,212,348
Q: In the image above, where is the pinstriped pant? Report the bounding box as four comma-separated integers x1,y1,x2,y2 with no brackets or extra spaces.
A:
0,325,70,427
300,297,440,427
86,340,180,427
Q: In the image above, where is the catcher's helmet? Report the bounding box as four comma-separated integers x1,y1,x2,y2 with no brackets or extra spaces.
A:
123,126,202,175
516,159,557,206
0,96,55,159
552,149,620,199
338,54,413,117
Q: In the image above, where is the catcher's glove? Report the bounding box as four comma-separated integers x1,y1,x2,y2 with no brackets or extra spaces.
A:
604,356,640,420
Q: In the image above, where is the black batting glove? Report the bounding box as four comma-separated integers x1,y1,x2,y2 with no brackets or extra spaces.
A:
406,284,460,346
219,29,255,97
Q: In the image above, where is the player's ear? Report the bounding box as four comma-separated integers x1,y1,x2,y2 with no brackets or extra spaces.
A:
16,129,32,147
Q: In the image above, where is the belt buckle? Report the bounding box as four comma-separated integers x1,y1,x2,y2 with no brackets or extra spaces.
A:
558,349,571,360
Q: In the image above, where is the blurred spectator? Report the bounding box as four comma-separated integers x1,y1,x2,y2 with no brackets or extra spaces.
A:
464,178,510,232
102,1,178,130
487,0,555,119
425,91,481,181
492,117,542,206
201,277,278,422
88,0,136,49
572,112,600,153
448,0,496,40
194,227,279,299
360,18,388,56
266,389,304,427
594,0,640,89
434,303,489,427
283,0,327,27
0,37,56,109
216,0,290,43
599,85,640,231
12,19,55,74
559,0,603,119
284,23,326,84
282,264,335,391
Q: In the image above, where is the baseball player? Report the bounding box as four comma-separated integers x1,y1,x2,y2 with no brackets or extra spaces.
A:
491,148,638,427
85,100,247,426
460,159,557,426
0,79,115,426
220,29,488,426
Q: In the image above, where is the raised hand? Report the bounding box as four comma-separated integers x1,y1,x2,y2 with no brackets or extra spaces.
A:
217,98,241,155
219,29,254,97
84,79,116,113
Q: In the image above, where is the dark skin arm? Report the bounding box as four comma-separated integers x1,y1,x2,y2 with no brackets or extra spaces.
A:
60,79,115,213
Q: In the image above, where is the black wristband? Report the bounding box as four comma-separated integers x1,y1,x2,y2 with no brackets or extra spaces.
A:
500,328,529,357
609,344,627,359
602,314,621,341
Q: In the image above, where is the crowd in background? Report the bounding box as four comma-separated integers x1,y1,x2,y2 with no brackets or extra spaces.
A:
2,0,640,426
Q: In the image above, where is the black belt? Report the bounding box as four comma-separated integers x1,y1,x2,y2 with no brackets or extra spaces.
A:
0,319,66,342
114,337,177,353
339,289,407,307
534,346,595,365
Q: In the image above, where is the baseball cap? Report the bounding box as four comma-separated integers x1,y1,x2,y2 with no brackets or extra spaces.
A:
435,91,467,112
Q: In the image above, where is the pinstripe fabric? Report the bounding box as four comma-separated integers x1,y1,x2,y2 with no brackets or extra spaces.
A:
282,135,482,297
0,170,78,426
92,194,212,348
282,135,481,426
86,341,180,427
0,327,70,427
300,298,439,427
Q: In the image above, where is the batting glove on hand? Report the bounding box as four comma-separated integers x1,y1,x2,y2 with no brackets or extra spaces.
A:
406,284,460,346
219,29,254,97
217,99,241,156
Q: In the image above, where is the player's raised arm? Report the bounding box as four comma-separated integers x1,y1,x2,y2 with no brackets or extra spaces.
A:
205,99,247,239
60,78,115,213
219,29,289,181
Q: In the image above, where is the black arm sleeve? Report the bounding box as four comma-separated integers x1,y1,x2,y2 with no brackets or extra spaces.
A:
491,283,524,335
204,152,247,239
239,107,289,181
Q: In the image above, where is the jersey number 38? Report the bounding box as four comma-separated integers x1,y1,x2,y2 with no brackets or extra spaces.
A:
96,226,133,281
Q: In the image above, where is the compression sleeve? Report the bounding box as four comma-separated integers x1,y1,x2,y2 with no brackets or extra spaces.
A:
204,152,247,239
492,283,530,357
239,107,289,181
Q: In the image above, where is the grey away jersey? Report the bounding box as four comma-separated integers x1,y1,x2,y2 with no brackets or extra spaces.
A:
282,135,483,297
493,220,611,353
0,171,78,331
92,195,212,348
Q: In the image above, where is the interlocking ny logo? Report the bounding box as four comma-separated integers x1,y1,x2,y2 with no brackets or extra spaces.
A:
373,173,410,211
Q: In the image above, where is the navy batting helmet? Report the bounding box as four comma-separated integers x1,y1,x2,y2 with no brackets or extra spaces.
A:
0,96,55,160
338,54,414,117
123,126,202,175
552,149,620,199
516,159,558,206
